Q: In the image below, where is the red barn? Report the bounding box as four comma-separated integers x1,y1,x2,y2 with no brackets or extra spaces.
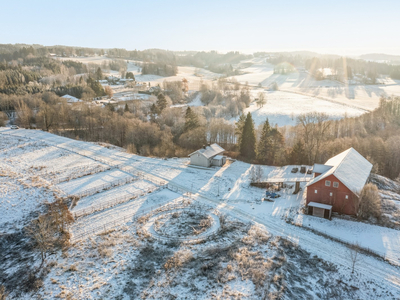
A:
305,148,372,218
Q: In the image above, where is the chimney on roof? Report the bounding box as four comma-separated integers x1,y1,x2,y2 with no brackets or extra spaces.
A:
203,145,206,149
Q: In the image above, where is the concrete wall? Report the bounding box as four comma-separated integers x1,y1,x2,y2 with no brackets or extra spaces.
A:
306,174,358,215
190,153,211,167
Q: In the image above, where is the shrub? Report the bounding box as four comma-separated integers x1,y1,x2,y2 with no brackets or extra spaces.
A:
357,183,382,220
0,285,8,300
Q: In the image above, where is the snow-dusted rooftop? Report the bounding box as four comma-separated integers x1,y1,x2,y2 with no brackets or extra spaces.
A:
62,94,81,103
189,143,224,159
313,163,333,174
307,148,372,195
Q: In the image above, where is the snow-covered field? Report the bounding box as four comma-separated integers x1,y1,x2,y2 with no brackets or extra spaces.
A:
235,89,367,126
2,127,400,299
228,57,400,112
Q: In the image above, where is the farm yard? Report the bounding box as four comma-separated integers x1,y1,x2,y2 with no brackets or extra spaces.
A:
1,128,400,299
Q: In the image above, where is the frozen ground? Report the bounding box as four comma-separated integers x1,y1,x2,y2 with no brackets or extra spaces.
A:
238,89,366,126
1,128,400,298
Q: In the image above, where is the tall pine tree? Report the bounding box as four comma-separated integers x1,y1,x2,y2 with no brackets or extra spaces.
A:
235,114,246,146
240,112,256,160
156,93,167,113
95,67,103,80
288,140,306,165
184,107,199,132
256,118,272,164
269,128,285,165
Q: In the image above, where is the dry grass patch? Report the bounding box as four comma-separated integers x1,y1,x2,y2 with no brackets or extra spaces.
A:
164,249,193,270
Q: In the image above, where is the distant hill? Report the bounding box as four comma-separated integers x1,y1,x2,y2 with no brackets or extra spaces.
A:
360,53,400,62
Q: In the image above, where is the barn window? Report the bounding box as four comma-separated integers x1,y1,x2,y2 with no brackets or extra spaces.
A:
314,189,318,194
325,180,331,187
345,195,349,199
333,182,339,188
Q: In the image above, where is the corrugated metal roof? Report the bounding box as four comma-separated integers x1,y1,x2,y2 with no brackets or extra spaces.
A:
306,148,372,195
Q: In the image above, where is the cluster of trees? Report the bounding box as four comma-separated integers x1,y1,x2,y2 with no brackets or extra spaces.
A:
305,56,400,82
0,91,237,156
287,96,400,179
141,62,177,76
0,46,93,95
236,113,285,164
199,79,251,118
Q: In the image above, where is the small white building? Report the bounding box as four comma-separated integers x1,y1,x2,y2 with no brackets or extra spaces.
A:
62,94,82,103
189,144,226,168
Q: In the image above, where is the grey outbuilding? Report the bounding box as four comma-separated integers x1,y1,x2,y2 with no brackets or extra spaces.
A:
189,144,226,168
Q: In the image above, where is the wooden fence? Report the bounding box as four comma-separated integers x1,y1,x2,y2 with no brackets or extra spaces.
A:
72,184,167,218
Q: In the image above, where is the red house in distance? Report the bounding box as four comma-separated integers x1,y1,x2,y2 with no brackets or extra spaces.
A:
306,148,372,218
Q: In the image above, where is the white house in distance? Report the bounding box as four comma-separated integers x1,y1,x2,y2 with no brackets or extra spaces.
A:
189,144,226,168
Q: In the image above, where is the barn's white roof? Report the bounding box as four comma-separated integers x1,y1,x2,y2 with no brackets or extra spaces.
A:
189,144,224,159
306,148,372,195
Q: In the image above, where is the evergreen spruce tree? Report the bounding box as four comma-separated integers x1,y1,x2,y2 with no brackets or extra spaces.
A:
124,103,130,113
235,114,246,146
240,112,256,160
288,140,306,165
156,93,167,113
150,104,157,122
269,128,285,165
184,107,199,132
256,118,272,164
95,67,103,80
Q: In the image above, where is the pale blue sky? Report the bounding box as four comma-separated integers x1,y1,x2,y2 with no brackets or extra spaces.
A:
2,0,399,55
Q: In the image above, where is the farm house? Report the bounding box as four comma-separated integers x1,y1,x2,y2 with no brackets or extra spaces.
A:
188,144,226,168
306,148,372,218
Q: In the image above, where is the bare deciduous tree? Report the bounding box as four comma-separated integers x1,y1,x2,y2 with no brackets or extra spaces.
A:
104,85,114,98
256,92,266,108
348,242,361,274
297,112,330,164
26,215,57,268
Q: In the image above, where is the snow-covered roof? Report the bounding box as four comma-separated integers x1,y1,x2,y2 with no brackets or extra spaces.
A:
189,144,224,159
307,148,372,195
260,165,313,183
308,202,332,210
313,163,333,174
62,94,81,103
